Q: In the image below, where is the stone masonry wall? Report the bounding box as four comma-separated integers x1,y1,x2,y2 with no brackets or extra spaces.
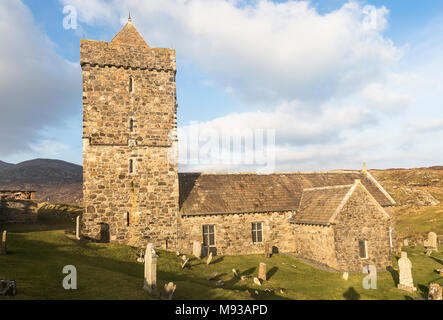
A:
178,211,295,256
294,224,338,269
81,35,179,249
333,184,393,272
0,200,38,224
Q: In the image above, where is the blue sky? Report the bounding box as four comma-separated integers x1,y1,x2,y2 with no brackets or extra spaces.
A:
1,0,442,171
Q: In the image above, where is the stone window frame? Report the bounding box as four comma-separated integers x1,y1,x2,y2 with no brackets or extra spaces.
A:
129,158,135,174
358,239,369,259
252,221,264,244
202,224,216,248
129,118,134,132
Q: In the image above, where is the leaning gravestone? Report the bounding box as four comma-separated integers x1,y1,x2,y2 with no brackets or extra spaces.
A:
162,282,176,300
424,232,438,252
428,283,442,300
206,272,218,280
206,252,213,265
181,258,189,269
0,279,16,296
143,243,158,295
232,269,239,278
1,231,6,255
258,263,267,281
193,241,202,259
342,272,349,281
75,216,81,240
253,277,262,286
397,252,417,293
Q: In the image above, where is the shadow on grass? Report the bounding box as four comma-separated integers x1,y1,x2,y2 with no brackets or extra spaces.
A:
267,267,278,280
418,284,429,299
429,256,443,266
386,266,399,286
212,257,224,264
343,287,360,300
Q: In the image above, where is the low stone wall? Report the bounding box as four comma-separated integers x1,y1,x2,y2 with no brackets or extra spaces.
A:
294,224,338,269
178,211,295,256
0,200,38,224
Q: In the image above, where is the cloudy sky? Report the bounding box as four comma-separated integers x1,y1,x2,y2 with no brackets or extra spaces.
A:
1,0,442,172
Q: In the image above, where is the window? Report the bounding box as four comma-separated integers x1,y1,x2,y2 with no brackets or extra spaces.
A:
130,118,134,132
129,159,133,173
252,222,263,244
129,77,133,92
359,240,368,259
202,224,215,247
125,212,130,226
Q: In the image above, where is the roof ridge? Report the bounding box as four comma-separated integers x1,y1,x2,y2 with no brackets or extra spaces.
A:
179,171,362,176
302,184,354,192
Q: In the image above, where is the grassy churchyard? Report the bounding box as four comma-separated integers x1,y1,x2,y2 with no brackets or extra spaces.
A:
1,215,442,300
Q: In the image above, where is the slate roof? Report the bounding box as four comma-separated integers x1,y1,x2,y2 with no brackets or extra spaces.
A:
295,185,354,225
178,171,395,216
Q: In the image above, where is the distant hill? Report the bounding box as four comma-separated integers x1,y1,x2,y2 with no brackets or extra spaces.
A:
0,159,82,204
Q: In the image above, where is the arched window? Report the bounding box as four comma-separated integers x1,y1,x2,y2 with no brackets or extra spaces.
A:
129,159,133,173
130,118,134,132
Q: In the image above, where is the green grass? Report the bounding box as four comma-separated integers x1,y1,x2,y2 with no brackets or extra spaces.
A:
396,206,443,237
1,222,442,300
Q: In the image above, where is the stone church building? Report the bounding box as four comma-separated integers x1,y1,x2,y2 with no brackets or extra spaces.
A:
80,18,397,272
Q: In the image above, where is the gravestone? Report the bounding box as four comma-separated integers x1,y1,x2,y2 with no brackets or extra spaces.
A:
403,239,409,246
206,272,218,280
182,255,187,262
240,276,248,281
428,283,442,300
264,243,272,258
0,279,16,296
75,216,81,240
162,282,176,300
232,269,239,277
397,252,417,293
193,241,202,259
206,252,213,265
143,243,158,295
181,258,189,269
398,242,403,253
1,231,6,255
258,263,267,281
342,272,349,281
424,232,438,252
253,277,262,286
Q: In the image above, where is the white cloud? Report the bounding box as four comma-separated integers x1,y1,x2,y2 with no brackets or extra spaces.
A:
0,0,81,156
61,0,400,105
362,83,413,112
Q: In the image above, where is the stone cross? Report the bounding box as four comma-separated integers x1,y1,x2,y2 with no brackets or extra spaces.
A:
258,262,267,281
143,243,158,295
75,216,81,240
428,283,442,300
424,232,438,252
397,252,417,293
193,241,202,259
1,231,7,255
162,282,176,300
206,252,213,265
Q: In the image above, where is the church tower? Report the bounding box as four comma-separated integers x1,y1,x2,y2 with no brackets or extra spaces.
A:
80,17,179,248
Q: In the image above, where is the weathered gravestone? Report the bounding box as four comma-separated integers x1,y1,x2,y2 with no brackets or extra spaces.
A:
397,252,417,293
342,272,349,281
162,282,176,300
258,263,267,281
193,241,202,259
428,283,442,300
264,243,272,258
232,269,239,278
181,258,190,269
143,243,158,295
1,231,6,255
206,272,218,280
253,277,262,286
75,216,81,240
403,239,409,246
206,252,213,265
424,232,438,252
0,279,16,296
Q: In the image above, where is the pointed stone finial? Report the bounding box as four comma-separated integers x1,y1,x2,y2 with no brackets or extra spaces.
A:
128,12,132,24
362,162,368,173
